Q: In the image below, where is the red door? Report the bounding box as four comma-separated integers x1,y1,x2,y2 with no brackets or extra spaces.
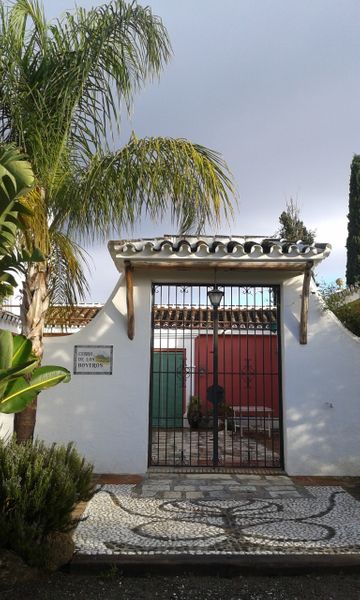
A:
194,334,279,417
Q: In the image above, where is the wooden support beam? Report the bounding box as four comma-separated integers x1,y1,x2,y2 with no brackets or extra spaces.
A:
299,261,313,345
125,261,134,340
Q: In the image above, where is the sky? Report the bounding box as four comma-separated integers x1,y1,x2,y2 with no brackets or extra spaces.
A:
43,0,360,301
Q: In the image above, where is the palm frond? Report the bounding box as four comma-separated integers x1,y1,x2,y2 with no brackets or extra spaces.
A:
68,136,235,238
65,0,171,129
0,143,38,302
45,0,172,177
0,0,49,146
7,0,48,57
0,0,172,186
46,231,89,305
17,186,49,254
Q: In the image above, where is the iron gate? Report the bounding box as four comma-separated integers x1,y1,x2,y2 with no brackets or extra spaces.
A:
149,283,283,468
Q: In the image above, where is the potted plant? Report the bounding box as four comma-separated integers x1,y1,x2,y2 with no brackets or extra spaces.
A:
187,395,202,429
206,403,234,430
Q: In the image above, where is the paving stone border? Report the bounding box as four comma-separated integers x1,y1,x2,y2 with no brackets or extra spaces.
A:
132,474,310,500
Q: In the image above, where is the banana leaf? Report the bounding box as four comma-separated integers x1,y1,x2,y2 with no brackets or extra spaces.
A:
0,330,13,370
12,335,34,367
0,365,71,414
0,359,39,383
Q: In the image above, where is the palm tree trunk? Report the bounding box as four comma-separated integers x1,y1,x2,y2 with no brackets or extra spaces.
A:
14,264,49,442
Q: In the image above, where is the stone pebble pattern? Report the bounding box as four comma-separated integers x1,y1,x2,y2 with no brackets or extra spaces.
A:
74,475,360,557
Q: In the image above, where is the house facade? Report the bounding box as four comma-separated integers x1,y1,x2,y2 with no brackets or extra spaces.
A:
2,236,360,476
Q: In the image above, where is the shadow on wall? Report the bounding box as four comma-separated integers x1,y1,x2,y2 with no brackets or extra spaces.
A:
36,380,147,472
286,380,360,475
283,275,360,474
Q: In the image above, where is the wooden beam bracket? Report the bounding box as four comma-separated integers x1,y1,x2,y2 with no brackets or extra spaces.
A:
299,261,313,344
125,261,134,340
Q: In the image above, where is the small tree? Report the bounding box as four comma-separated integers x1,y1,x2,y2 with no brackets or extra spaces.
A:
346,155,360,286
277,199,315,244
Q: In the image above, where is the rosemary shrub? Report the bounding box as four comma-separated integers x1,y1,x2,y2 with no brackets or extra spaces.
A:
0,438,95,566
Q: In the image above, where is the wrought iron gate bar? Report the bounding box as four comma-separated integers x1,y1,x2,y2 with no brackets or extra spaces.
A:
149,283,283,469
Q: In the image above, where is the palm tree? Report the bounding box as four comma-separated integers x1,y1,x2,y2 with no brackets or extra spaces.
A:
0,0,235,441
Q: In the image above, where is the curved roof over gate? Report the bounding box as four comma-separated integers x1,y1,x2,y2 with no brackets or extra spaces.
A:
108,235,331,272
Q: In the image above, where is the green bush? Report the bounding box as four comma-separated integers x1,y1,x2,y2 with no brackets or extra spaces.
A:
320,283,360,337
0,437,95,567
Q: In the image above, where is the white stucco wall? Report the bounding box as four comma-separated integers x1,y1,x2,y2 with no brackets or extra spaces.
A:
35,272,153,474
1,268,359,475
282,275,360,475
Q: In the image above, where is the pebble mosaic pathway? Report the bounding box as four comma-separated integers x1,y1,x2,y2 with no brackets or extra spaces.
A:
74,475,360,557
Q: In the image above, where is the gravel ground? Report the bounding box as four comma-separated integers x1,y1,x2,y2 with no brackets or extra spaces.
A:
1,572,360,600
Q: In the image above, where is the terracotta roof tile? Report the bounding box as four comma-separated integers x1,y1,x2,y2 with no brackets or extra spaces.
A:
153,306,277,330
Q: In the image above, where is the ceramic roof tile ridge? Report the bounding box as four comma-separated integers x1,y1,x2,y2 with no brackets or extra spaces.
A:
108,236,331,268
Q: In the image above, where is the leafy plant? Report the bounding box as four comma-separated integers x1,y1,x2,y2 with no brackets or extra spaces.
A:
0,329,70,414
320,282,360,337
207,402,234,418
200,402,234,430
0,143,43,301
0,437,95,567
187,395,202,428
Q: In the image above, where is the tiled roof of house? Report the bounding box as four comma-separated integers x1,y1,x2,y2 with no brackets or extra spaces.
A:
0,304,103,334
44,304,103,329
2,304,275,333
109,236,331,271
0,309,20,327
153,306,277,330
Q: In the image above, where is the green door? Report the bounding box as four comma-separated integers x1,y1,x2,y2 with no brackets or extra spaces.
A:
151,351,184,428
